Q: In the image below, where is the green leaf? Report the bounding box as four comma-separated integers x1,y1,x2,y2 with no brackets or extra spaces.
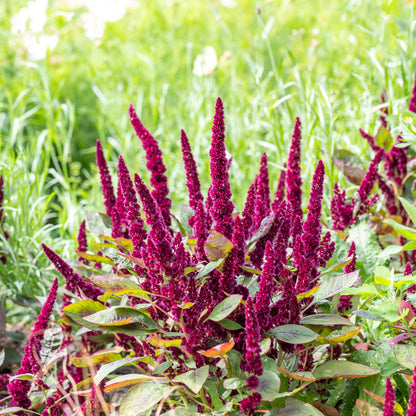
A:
205,379,223,411
0,408,26,415
94,356,145,384
119,382,169,416
207,295,242,322
384,219,416,241
204,230,233,261
374,265,391,286
76,250,114,265
399,197,416,225
70,349,122,367
312,361,379,379
353,310,383,321
341,284,379,296
312,270,360,304
269,324,318,344
375,125,393,151
266,399,324,415
63,300,107,329
368,299,401,322
320,256,354,277
247,213,275,249
300,314,353,326
392,344,416,370
402,241,416,251
84,306,158,329
153,361,173,375
223,377,245,390
173,365,209,394
355,399,383,416
255,370,281,401
217,318,243,330
85,275,144,293
195,258,225,280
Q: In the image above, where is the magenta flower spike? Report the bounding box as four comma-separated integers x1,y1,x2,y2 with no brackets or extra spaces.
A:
113,179,128,237
357,149,384,205
407,366,416,416
134,173,174,265
253,153,271,231
296,160,325,292
129,104,172,228
180,129,204,226
9,278,59,411
42,244,102,301
241,297,263,377
405,262,413,276
330,183,354,231
409,70,416,113
385,139,408,186
338,241,356,313
240,392,262,415
208,97,235,240
383,378,395,416
378,177,398,215
359,129,380,152
272,166,286,212
118,156,147,255
96,139,116,217
77,220,88,265
241,181,257,240
286,118,303,219
193,200,208,261
255,241,276,332
274,201,292,278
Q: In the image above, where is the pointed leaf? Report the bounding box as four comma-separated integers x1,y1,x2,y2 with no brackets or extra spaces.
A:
76,250,114,265
255,370,281,401
217,318,243,330
277,367,316,381
195,258,225,280
119,382,169,416
375,125,393,151
383,219,416,241
270,324,318,344
94,356,145,385
312,271,360,304
325,326,361,344
300,314,352,326
173,366,209,394
207,294,242,322
204,230,233,261
70,349,122,367
355,399,383,416
392,344,416,370
267,398,324,415
105,374,165,392
63,300,107,329
312,361,379,379
0,408,26,415
148,336,182,348
363,389,404,415
199,341,234,357
247,212,276,249
85,275,142,292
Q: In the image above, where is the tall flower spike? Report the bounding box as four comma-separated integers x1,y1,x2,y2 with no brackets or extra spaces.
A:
338,241,356,313
407,366,416,416
208,97,235,240
255,241,276,333
241,297,263,377
42,244,102,301
96,140,116,217
112,179,127,238
272,166,286,212
356,149,384,207
180,129,204,226
129,104,172,227
296,160,325,292
193,200,208,261
409,69,416,113
9,278,59,412
134,173,173,266
359,129,380,152
383,378,395,416
241,181,257,240
286,118,303,219
274,201,292,278
77,220,88,265
118,156,147,255
405,262,413,276
253,153,271,231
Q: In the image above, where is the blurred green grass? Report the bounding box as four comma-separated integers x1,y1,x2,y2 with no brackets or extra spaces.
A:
0,0,416,297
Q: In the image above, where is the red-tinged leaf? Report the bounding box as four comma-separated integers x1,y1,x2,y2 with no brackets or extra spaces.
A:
356,399,383,416
76,250,114,265
277,367,316,381
199,340,234,357
70,347,124,367
93,240,118,250
333,157,366,185
313,361,379,379
389,332,411,345
300,314,353,326
255,370,281,401
117,252,146,267
391,344,416,369
204,230,233,261
147,336,182,348
112,289,151,301
270,324,318,344
105,374,165,392
312,402,341,416
400,300,416,325
247,213,276,249
114,237,134,250
85,275,142,292
355,343,370,351
325,326,362,344
363,389,404,415
63,300,107,329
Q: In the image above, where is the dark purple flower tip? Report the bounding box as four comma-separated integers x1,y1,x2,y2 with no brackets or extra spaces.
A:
240,392,262,415
408,366,416,416
245,375,259,390
380,89,388,128
253,153,271,231
180,129,204,224
208,97,235,240
241,181,257,240
359,128,380,152
286,117,303,220
409,70,416,113
193,200,208,261
345,241,356,274
405,262,413,276
383,378,395,416
77,220,88,265
357,149,384,204
96,139,116,217
129,104,172,228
